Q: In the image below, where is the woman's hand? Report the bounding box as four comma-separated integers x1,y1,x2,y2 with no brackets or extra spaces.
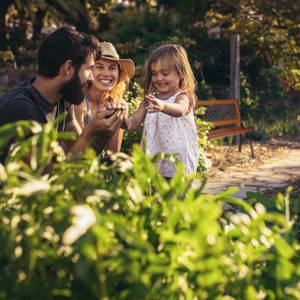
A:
84,109,121,137
106,100,127,118
145,94,165,113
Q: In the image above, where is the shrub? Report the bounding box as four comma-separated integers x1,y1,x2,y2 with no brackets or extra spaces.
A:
0,121,300,299
121,81,144,154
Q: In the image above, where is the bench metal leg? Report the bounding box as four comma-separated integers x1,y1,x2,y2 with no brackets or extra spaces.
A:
239,133,255,158
249,136,255,158
238,134,242,152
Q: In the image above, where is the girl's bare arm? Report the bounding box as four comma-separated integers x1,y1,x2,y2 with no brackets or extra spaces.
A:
146,93,190,117
122,99,147,131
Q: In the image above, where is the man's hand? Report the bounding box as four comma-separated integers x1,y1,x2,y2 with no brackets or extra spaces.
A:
82,108,122,146
68,108,123,155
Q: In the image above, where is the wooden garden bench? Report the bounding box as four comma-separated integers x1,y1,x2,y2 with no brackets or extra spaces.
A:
195,99,255,158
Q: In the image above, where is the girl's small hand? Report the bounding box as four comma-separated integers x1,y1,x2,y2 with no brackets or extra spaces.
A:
145,94,165,113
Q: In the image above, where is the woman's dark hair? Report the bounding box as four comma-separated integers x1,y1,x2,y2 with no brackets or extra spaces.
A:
38,27,101,78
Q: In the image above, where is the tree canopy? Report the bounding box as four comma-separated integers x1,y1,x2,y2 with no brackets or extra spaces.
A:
0,0,299,92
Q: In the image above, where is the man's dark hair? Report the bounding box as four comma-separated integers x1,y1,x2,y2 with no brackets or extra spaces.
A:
38,27,101,78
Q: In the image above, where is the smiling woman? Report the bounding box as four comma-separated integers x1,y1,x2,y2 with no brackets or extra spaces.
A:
93,59,119,92
74,41,135,153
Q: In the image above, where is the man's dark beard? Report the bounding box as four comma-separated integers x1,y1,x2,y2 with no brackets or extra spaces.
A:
60,75,85,105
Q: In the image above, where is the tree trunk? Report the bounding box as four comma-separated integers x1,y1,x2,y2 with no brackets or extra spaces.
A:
32,8,46,42
230,34,240,144
76,0,89,32
0,0,13,50
230,34,240,102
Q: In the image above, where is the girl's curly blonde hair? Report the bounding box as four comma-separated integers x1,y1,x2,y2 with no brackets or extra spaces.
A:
144,44,197,105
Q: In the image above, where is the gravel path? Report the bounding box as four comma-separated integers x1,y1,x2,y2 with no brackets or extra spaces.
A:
195,137,300,199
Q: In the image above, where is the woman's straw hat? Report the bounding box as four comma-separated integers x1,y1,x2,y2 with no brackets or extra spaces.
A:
99,41,135,81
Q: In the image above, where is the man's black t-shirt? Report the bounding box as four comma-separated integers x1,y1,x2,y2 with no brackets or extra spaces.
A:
0,78,72,129
0,78,74,162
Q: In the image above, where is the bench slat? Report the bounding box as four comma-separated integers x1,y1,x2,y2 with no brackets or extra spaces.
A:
208,127,254,139
196,99,237,106
213,119,240,127
195,99,255,157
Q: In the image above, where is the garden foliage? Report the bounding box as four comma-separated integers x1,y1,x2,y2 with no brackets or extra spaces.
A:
1,1,299,136
1,120,300,299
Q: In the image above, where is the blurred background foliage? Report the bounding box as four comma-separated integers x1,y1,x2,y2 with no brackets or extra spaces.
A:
0,0,300,134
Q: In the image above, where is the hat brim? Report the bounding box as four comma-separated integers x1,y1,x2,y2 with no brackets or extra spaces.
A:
101,56,135,81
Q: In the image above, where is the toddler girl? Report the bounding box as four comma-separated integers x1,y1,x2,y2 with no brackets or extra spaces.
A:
124,44,199,179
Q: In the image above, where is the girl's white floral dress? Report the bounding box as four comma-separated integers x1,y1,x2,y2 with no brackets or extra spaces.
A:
143,91,199,177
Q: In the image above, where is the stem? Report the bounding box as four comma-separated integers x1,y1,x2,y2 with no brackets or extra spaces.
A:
284,192,290,226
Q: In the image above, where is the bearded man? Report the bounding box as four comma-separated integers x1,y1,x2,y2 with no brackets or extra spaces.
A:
0,27,123,160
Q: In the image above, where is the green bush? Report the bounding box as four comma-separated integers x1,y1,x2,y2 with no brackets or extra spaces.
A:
239,69,299,137
1,120,300,299
241,69,288,122
121,81,144,154
197,80,214,100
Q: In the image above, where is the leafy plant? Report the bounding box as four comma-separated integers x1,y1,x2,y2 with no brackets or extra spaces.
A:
1,120,300,299
122,81,144,153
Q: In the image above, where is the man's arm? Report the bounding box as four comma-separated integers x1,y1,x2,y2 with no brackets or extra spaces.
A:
68,108,122,155
64,106,82,135
105,128,124,152
73,102,85,130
